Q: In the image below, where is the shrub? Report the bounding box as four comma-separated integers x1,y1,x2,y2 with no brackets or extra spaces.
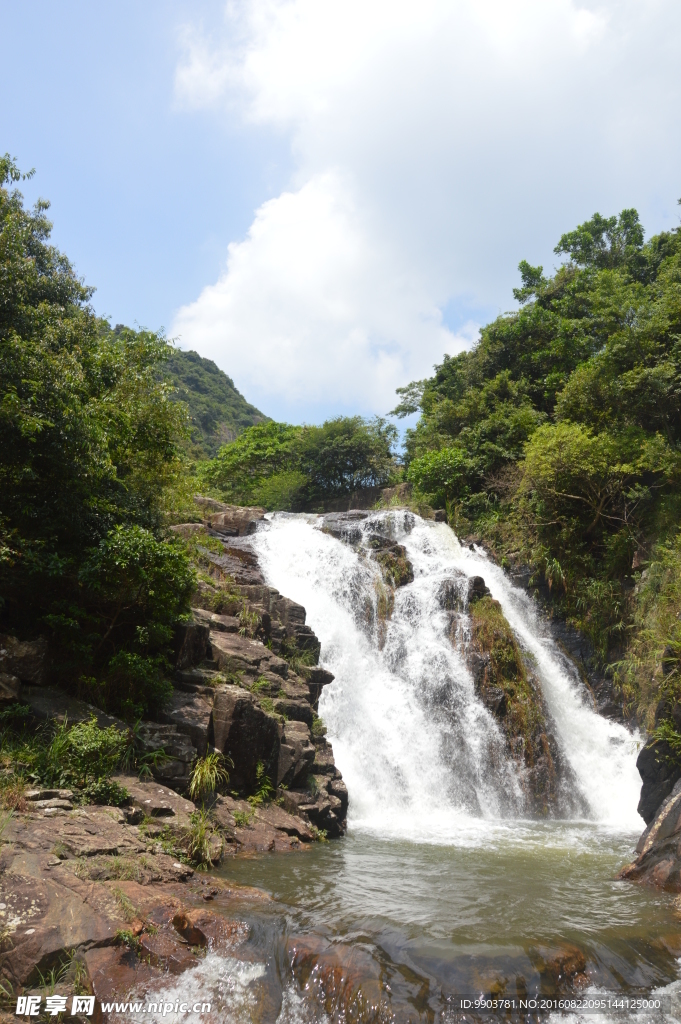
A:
81,778,129,807
248,761,274,807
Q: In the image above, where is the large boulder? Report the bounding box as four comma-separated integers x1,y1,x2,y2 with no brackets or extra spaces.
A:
206,505,266,537
636,737,681,824
210,631,288,679
620,778,681,889
22,686,126,730
157,690,213,757
0,634,48,685
210,685,281,792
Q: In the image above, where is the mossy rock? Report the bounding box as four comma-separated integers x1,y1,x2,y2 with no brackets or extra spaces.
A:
374,546,414,587
469,597,544,757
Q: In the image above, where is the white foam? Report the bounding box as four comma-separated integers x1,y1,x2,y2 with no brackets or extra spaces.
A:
252,511,643,842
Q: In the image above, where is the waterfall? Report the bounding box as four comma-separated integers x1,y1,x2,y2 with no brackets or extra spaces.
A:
252,510,642,841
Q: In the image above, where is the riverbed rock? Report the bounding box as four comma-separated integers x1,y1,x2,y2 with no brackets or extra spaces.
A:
321,510,370,544
0,672,21,703
287,934,385,1022
467,575,491,604
113,774,196,827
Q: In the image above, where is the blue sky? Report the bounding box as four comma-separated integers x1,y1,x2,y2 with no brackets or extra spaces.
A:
3,1,681,423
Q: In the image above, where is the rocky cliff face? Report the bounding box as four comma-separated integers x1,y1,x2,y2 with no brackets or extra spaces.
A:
169,501,348,839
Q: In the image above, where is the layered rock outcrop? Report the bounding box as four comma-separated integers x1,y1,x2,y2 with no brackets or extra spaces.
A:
168,501,348,838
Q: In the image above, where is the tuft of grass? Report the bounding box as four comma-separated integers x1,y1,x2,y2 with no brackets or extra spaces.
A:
115,929,142,952
311,715,326,738
112,887,139,922
81,777,129,806
249,676,270,694
185,809,222,867
232,809,254,828
280,636,317,673
189,751,231,803
238,602,260,638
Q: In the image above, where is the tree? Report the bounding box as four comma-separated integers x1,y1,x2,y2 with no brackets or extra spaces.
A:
201,416,398,510
0,156,193,716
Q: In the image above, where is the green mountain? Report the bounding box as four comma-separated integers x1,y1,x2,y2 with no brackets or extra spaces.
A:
163,348,268,458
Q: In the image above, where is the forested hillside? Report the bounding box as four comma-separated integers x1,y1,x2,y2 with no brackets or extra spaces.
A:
397,206,681,726
162,346,266,457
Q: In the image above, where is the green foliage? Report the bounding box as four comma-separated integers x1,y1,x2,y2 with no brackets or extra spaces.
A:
249,676,270,694
311,715,326,737
397,201,681,678
0,711,136,805
46,717,128,788
247,760,274,807
232,808,254,827
185,808,222,867
163,347,266,458
114,930,142,952
80,777,129,807
0,158,196,717
238,603,260,638
200,416,398,510
613,531,681,722
188,752,231,803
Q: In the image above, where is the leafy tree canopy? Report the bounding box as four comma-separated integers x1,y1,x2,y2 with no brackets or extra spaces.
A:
201,416,398,510
0,155,194,716
397,201,681,674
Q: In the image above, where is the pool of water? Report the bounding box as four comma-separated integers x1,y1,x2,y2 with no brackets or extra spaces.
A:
220,823,681,1008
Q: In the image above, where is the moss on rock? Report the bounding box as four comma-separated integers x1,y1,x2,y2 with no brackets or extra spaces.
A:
468,596,560,815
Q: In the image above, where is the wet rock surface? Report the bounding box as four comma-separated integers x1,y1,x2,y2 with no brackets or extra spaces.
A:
462,591,583,817
636,736,681,824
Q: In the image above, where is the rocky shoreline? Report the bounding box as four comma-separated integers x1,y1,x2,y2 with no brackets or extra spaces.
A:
0,501,351,1006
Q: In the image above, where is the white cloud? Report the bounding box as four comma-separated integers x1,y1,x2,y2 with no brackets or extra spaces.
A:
173,170,468,417
172,0,681,420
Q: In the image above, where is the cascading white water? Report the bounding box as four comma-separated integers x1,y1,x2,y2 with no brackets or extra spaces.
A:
252,510,643,840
